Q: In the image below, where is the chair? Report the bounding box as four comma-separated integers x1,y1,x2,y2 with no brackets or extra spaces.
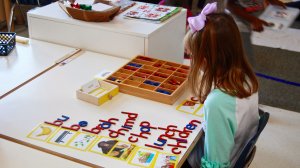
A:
8,0,56,32
7,0,41,32
233,109,270,168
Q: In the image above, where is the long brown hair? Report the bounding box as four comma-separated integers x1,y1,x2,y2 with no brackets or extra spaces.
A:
185,13,258,103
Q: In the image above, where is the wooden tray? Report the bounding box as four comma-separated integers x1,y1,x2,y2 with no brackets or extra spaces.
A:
58,1,120,22
104,56,189,104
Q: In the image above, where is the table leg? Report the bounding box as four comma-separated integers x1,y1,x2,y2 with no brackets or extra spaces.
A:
4,0,14,32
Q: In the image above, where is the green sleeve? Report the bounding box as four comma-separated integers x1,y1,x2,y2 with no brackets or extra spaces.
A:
201,90,237,168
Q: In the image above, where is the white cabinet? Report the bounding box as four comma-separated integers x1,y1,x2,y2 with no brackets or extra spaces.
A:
27,2,187,63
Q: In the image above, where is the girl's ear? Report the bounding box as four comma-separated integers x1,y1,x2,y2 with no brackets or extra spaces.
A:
184,47,192,57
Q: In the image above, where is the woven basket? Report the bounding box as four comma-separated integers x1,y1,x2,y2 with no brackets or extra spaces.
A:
59,1,120,22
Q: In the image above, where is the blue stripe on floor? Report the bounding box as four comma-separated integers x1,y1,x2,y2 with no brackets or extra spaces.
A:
256,72,300,87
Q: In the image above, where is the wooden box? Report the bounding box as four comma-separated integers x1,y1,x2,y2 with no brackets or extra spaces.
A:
58,1,121,22
104,56,189,104
76,79,119,105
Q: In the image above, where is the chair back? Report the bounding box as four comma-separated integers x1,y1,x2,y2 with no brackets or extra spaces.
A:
233,110,270,168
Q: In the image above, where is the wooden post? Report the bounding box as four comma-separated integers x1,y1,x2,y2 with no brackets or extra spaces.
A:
4,0,14,31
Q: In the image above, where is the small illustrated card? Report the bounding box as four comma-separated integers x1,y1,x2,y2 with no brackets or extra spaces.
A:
176,99,203,115
136,3,154,13
124,3,154,18
125,10,142,18
80,79,108,97
108,141,136,161
267,7,297,20
67,132,97,151
94,70,113,80
47,128,77,146
27,123,59,141
140,11,164,21
89,137,119,155
81,79,101,94
140,6,176,21
129,147,157,167
259,5,300,30
153,153,178,168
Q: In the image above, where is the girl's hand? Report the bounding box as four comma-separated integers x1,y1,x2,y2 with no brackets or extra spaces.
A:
268,0,286,9
250,17,269,32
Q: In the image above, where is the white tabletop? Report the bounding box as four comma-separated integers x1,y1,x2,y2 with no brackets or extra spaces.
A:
0,51,202,168
28,1,186,38
0,139,89,168
0,39,79,98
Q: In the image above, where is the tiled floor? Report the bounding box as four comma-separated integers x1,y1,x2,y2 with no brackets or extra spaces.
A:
250,105,300,168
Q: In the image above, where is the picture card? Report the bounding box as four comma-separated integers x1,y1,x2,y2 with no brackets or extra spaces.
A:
129,147,157,167
48,128,77,146
68,132,97,151
176,99,203,114
124,3,154,18
81,79,101,94
94,69,113,80
27,123,59,141
140,6,176,21
108,141,136,161
89,137,119,155
136,3,154,13
125,10,142,18
140,11,164,20
153,153,178,168
259,5,300,30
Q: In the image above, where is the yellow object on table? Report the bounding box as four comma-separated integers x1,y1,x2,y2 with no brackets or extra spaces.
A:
76,79,119,106
16,36,29,44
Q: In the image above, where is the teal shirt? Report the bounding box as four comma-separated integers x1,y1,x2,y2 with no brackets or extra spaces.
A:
201,89,259,168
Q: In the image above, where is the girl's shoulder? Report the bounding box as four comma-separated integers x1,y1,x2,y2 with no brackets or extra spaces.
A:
204,89,258,115
205,89,235,106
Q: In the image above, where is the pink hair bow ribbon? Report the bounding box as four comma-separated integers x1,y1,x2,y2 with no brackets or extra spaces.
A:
188,2,217,33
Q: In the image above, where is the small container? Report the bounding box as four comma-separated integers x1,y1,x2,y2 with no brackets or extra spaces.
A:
76,80,119,106
58,1,121,22
0,32,16,56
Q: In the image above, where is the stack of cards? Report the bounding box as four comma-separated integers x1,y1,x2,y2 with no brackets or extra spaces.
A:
124,4,181,23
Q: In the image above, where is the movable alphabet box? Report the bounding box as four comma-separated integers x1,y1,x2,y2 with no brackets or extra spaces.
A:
77,80,119,105
105,56,189,104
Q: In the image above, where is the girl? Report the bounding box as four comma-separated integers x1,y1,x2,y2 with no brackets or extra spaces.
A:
184,2,259,168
